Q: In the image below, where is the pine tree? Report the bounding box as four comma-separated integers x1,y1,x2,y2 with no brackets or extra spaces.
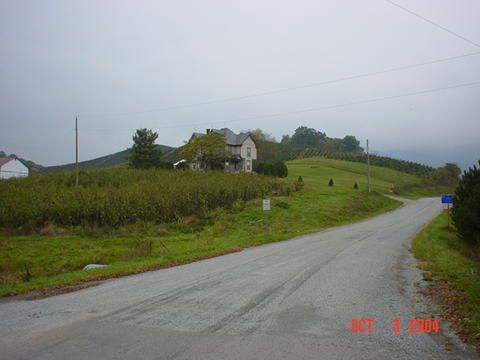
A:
452,161,480,247
129,128,163,169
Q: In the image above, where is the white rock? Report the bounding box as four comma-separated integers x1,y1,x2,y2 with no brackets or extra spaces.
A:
82,264,109,270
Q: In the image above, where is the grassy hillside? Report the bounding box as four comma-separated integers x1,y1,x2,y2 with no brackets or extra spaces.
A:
288,157,452,199
46,144,181,172
161,146,184,163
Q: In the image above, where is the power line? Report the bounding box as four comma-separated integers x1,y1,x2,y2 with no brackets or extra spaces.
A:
82,51,480,120
206,80,480,125
385,0,480,48
83,80,480,132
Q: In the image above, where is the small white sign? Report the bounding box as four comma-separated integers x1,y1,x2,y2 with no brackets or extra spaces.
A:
262,199,271,211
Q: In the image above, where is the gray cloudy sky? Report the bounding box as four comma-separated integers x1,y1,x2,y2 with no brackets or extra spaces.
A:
1,0,480,169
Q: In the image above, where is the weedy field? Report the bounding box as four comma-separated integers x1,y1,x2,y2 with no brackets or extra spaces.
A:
0,169,290,228
0,157,441,297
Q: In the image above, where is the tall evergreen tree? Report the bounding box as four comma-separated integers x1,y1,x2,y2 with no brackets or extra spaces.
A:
452,161,480,247
129,128,163,169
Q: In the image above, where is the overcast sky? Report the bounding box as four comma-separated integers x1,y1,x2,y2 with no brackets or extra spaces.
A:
1,0,479,169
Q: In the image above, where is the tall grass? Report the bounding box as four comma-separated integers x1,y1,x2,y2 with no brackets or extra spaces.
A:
0,169,291,228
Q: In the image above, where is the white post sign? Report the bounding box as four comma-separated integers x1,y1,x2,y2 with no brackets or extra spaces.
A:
262,199,271,211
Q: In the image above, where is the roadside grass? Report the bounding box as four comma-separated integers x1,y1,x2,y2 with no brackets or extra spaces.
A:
412,211,480,348
0,157,406,297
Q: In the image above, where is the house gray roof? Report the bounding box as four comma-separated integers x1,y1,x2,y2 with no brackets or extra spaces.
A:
192,128,251,146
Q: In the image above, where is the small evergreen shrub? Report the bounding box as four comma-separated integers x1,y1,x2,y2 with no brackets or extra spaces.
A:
294,175,304,191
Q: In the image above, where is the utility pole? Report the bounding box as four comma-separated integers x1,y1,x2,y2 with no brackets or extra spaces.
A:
75,116,79,187
366,139,371,193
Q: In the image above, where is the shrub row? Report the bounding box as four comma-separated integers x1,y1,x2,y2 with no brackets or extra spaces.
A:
0,169,291,228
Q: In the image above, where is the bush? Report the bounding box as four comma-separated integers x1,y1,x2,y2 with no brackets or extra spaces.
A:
353,182,358,189
452,161,480,247
273,161,288,178
328,178,334,186
0,168,290,228
254,161,288,178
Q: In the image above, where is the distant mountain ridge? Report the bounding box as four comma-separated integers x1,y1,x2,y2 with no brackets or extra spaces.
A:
46,145,183,172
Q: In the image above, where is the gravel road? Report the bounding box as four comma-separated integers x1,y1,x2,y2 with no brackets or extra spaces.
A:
1,197,478,360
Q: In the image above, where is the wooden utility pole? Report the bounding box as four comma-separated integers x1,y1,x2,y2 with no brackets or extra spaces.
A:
75,116,79,186
366,139,371,193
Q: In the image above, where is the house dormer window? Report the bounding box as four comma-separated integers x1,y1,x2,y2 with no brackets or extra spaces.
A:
247,147,251,158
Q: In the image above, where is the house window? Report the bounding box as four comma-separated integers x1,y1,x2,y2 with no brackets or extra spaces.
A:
247,147,251,158
246,160,251,171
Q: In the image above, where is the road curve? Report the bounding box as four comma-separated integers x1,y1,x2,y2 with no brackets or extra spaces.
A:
1,198,478,360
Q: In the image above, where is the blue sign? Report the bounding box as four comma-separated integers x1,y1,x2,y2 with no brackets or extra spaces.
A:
441,194,454,204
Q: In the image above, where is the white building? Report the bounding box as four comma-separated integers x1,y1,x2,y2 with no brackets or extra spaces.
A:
0,157,29,179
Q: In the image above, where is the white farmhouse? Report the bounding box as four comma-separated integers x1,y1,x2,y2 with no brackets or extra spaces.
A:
189,128,257,172
0,157,29,179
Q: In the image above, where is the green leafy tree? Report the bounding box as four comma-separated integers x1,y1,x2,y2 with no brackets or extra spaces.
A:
245,128,276,142
280,135,291,144
183,132,228,170
290,126,326,147
129,128,163,169
354,182,359,189
425,163,461,186
341,135,362,152
328,178,334,186
452,161,480,247
243,129,282,165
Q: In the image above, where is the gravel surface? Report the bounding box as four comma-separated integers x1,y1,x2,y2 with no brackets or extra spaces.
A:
1,197,478,359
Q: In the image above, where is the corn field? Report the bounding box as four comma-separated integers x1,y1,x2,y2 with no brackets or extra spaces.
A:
0,169,291,228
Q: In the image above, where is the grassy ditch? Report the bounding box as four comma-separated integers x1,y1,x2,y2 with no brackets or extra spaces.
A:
412,211,480,349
